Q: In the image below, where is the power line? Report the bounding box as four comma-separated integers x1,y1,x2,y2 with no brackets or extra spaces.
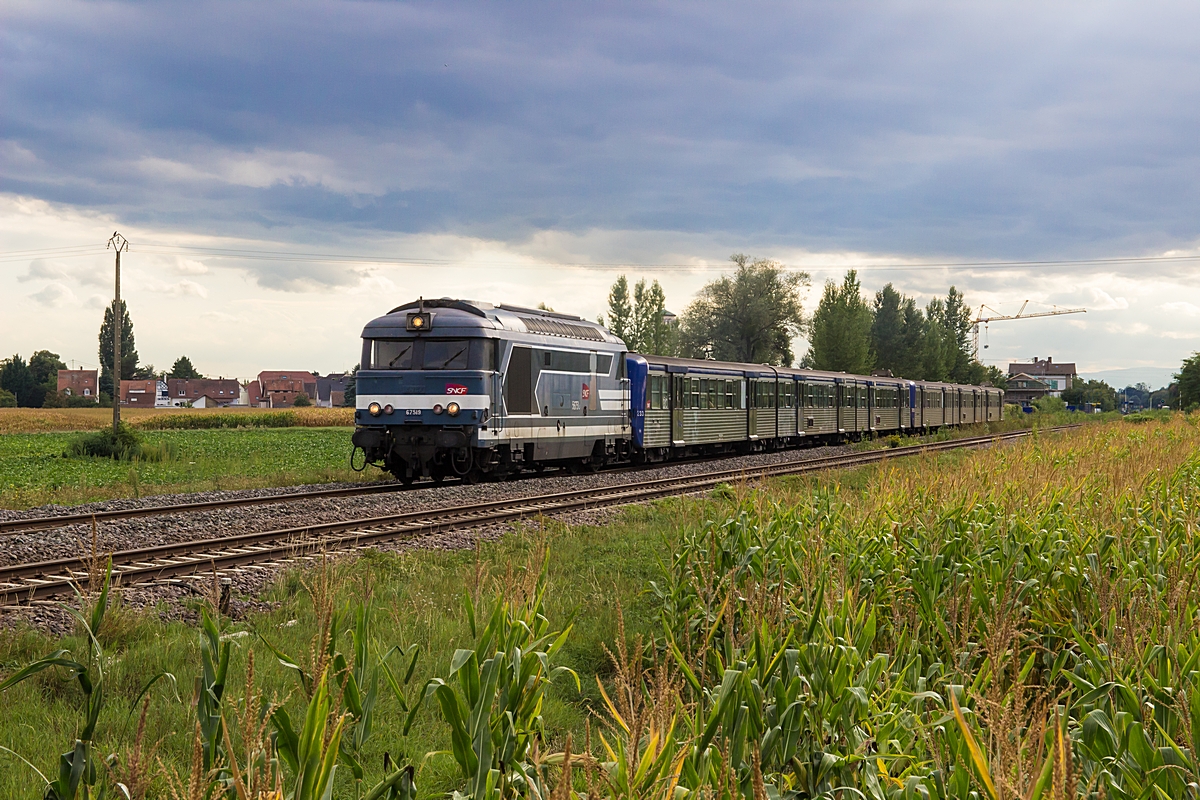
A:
4,240,1200,272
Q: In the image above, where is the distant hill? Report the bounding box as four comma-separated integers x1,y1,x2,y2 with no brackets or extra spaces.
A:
1081,366,1177,390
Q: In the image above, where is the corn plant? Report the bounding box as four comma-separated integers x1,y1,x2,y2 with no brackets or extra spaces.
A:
425,583,578,800
0,562,173,800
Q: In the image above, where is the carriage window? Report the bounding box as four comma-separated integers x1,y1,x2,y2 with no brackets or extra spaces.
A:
690,379,700,409
371,339,414,369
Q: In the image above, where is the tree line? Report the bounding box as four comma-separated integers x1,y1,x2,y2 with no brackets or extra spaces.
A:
0,301,204,408
600,254,1003,386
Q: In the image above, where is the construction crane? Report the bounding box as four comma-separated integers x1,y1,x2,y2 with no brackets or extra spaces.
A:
972,301,1086,360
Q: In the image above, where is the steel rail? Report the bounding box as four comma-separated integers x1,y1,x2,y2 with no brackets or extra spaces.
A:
0,425,1074,605
0,480,411,536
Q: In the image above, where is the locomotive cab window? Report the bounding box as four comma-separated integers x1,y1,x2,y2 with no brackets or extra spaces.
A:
371,339,415,369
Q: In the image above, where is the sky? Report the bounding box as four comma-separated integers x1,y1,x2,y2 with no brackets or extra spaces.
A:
3,1,1200,387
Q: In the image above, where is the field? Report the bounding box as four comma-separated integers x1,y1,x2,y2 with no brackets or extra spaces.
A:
0,427,376,509
0,415,1196,799
0,406,354,434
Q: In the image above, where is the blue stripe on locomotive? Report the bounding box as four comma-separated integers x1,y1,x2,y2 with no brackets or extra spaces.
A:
626,353,649,447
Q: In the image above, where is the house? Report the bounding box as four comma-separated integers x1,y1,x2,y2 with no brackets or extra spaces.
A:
254,371,319,408
166,378,243,407
120,379,169,407
1004,373,1053,406
1007,356,1077,396
57,369,98,402
315,373,349,408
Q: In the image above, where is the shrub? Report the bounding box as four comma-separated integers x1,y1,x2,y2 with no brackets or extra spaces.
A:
0,388,15,408
65,394,100,408
292,392,312,407
65,422,144,460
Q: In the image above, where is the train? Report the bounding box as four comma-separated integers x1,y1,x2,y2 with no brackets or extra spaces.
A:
351,298,1004,483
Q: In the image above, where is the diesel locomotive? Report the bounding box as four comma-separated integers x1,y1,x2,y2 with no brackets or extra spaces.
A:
351,298,1004,482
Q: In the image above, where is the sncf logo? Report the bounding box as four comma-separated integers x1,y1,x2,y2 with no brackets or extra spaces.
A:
581,383,590,400
445,384,469,395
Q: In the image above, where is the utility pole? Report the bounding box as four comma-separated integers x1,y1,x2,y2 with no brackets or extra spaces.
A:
108,232,129,434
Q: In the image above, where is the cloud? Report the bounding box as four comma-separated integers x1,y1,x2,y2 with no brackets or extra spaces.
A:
170,258,209,275
17,259,68,282
1162,301,1200,317
28,282,76,307
4,2,1200,258
1089,289,1130,311
143,278,209,298
200,311,239,323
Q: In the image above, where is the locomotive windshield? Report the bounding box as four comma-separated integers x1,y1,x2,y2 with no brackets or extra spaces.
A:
368,338,495,370
371,340,414,369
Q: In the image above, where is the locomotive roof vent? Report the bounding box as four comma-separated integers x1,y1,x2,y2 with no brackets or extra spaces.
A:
518,315,607,342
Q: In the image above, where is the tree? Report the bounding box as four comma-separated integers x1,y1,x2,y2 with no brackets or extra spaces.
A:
99,300,138,397
602,276,633,346
0,388,15,408
0,355,39,407
1062,378,1118,411
168,356,204,380
983,365,1008,390
1177,352,1200,410
26,350,66,407
293,392,312,407
603,277,676,355
942,287,975,383
870,284,904,375
896,297,927,378
29,350,66,388
921,298,952,381
678,255,809,365
807,270,873,374
344,365,358,407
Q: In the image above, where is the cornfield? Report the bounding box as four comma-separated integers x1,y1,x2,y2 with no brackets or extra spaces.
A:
0,407,354,433
2,415,1198,799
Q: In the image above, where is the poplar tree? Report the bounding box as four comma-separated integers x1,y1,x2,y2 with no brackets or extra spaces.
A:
99,300,138,398
807,270,873,374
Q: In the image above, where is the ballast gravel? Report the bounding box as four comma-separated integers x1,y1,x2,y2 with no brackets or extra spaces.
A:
0,444,857,632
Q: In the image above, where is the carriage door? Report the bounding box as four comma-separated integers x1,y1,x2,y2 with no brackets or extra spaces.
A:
748,380,758,438
671,374,684,445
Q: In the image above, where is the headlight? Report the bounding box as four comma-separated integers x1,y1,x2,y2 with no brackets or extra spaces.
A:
368,402,382,417
383,404,394,415
432,403,444,415
447,402,460,416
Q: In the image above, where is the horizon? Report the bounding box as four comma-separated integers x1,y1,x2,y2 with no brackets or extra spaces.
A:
3,2,1200,389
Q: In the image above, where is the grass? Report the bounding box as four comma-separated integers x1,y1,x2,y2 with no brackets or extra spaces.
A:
0,406,353,434
2,415,1199,798
0,503,690,799
0,427,378,509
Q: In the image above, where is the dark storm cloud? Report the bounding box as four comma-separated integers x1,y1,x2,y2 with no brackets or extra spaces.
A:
4,1,1200,260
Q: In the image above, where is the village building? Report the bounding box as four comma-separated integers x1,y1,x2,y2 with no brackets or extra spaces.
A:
1007,356,1077,396
1003,373,1053,406
57,369,98,401
315,373,349,407
253,371,319,407
120,379,169,407
166,378,243,407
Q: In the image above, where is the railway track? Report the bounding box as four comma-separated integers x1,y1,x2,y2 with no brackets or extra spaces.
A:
0,425,1074,605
